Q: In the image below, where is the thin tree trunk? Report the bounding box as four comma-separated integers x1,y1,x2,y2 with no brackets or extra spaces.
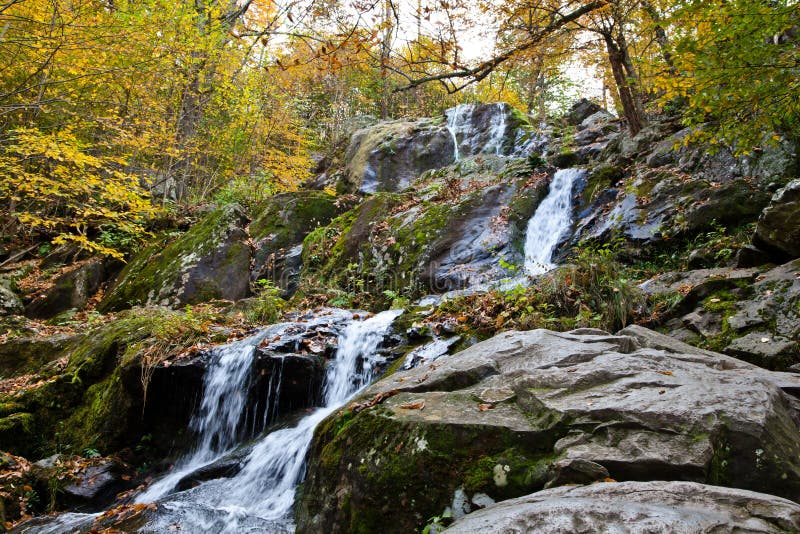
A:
604,34,643,135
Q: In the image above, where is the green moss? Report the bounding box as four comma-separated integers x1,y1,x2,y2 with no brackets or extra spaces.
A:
249,191,341,248
300,402,572,533
99,205,247,312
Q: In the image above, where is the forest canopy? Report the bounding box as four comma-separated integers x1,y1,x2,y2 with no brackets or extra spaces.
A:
1,0,797,257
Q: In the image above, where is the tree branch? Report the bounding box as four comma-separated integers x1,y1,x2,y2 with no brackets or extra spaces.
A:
392,0,607,93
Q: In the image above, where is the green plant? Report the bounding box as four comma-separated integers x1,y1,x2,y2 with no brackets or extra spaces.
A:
82,447,101,458
421,510,453,534
246,279,286,324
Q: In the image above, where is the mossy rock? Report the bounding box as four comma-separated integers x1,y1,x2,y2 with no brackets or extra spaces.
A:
249,191,352,286
0,309,204,457
300,157,551,304
298,402,561,534
99,204,252,312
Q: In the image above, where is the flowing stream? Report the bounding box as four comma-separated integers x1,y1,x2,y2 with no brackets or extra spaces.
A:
524,168,584,276
133,309,402,532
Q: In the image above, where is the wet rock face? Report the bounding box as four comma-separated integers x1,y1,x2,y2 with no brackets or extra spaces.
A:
99,204,252,312
302,156,552,297
445,481,800,533
342,104,534,194
756,178,800,261
298,327,800,533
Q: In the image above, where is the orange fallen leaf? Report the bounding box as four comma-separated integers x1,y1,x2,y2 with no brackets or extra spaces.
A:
399,400,425,410
478,403,494,411
659,371,673,376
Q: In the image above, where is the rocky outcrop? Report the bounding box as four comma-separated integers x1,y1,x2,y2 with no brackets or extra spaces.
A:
643,260,799,370
342,104,534,193
301,156,552,298
99,205,252,311
249,191,353,296
446,481,800,533
756,178,800,261
297,327,800,533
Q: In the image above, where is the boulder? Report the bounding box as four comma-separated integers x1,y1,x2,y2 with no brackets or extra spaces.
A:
99,204,252,311
755,178,800,260
446,481,800,533
564,99,603,125
0,277,22,316
25,260,108,319
297,327,800,533
59,458,136,511
343,119,455,193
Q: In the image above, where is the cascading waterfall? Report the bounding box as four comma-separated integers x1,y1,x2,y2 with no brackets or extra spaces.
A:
444,103,509,162
135,330,272,503
524,168,584,276
483,102,508,156
445,105,467,162
135,309,402,532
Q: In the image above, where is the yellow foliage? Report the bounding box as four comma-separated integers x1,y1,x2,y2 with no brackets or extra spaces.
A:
0,128,160,259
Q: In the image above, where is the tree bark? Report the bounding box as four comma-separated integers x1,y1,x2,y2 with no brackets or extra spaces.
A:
604,34,643,135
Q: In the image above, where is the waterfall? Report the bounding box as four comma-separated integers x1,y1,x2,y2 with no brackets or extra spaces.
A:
445,105,468,162
524,168,584,276
135,310,402,532
444,103,509,162
483,102,508,156
136,330,272,503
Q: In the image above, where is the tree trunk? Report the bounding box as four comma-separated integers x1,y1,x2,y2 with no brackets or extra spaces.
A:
604,34,643,135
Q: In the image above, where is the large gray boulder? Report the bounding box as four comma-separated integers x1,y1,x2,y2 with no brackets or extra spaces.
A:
446,481,800,533
298,327,800,533
756,178,800,260
99,204,252,311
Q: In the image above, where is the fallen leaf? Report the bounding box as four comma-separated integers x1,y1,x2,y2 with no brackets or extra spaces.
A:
478,403,494,411
399,400,425,410
659,389,666,395
659,371,673,376
709,298,721,303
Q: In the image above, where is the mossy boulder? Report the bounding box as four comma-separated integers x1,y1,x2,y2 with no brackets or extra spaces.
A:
343,118,454,193
99,204,252,312
249,191,352,294
298,327,800,533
